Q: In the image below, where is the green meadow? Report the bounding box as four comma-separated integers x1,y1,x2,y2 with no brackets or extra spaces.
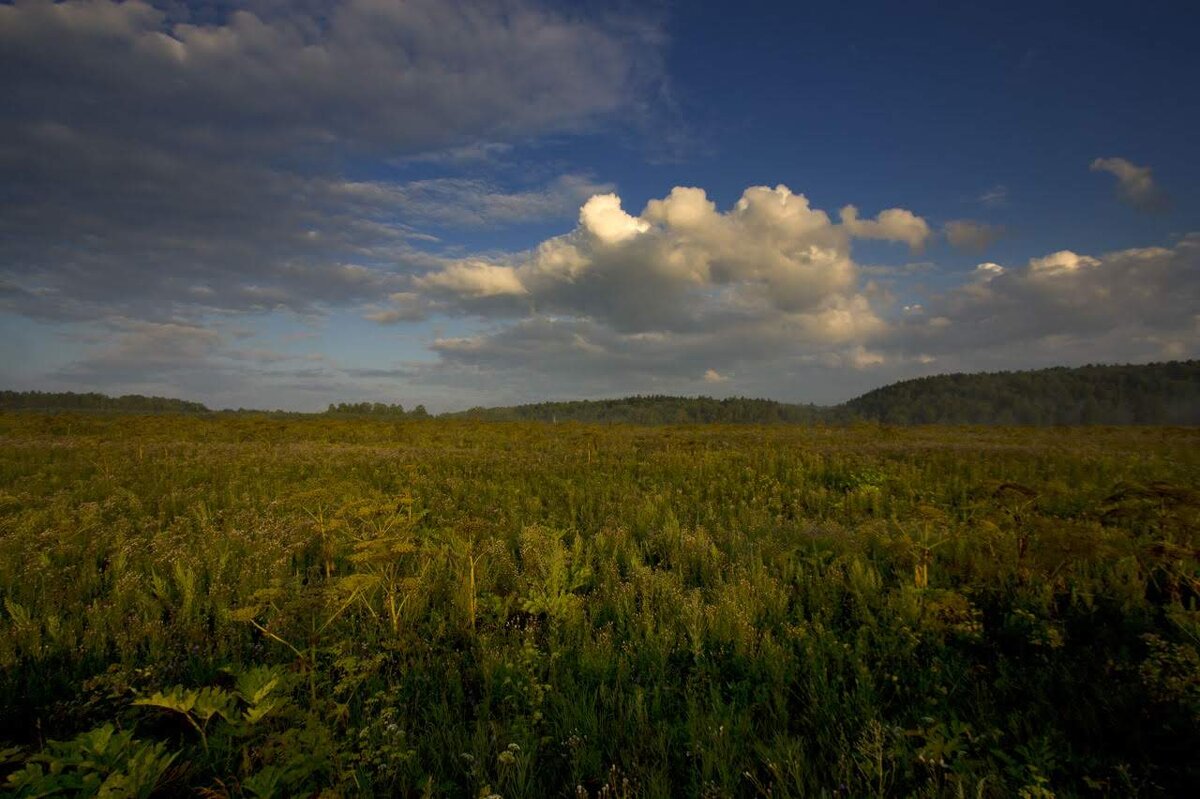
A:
1,414,1197,797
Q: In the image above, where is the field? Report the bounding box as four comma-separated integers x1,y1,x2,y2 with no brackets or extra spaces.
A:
1,414,1198,797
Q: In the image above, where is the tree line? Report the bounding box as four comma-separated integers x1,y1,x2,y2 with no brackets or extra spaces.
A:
0,390,209,414
323,402,429,418
843,360,1200,425
5,360,1197,425
448,394,826,424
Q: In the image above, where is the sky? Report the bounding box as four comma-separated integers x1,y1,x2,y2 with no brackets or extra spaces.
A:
1,0,1197,411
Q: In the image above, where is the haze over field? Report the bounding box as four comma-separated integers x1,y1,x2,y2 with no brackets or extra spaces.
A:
2,0,1197,408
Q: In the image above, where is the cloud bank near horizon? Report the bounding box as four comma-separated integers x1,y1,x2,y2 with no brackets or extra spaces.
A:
6,169,1197,409
393,187,1197,403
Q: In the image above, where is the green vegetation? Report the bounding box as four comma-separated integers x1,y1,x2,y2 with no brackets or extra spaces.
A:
844,361,1200,426
380,360,1200,426
450,395,824,425
1,413,1197,796
6,360,1197,425
0,391,209,414
326,403,430,419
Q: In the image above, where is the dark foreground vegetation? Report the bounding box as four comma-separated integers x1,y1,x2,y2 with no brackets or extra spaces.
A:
1,413,1198,797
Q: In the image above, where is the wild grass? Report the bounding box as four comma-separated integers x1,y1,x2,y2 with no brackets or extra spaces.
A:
0,414,1197,796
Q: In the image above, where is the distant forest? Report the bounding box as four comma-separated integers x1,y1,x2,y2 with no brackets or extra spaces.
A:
843,361,1200,425
3,360,1198,425
452,361,1200,425
325,402,430,418
0,390,209,414
449,395,826,424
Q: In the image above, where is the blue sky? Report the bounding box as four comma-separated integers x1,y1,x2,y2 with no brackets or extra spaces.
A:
1,0,1197,410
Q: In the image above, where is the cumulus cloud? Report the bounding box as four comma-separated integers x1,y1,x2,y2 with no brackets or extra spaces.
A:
944,220,1004,252
390,185,935,399
893,235,1199,362
413,185,920,334
3,2,1193,412
839,205,932,251
1090,157,1168,211
581,194,654,244
403,185,1198,403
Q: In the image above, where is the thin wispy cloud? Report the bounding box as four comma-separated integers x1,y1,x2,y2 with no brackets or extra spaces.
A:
1090,157,1168,211
977,185,1008,208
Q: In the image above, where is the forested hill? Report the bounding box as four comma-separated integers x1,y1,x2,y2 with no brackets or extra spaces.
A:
449,361,1200,425
842,361,1200,425
450,395,826,424
5,361,1198,424
0,390,209,414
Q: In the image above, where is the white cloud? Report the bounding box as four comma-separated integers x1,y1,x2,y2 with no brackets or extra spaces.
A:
1090,157,1167,211
839,205,932,251
896,235,1199,360
1027,251,1101,277
974,263,1005,280
415,261,527,298
413,185,923,334
396,184,943,399
580,194,653,244
703,368,729,383
408,202,1198,404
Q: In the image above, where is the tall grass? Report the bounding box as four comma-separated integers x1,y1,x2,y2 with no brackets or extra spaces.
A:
0,414,1197,796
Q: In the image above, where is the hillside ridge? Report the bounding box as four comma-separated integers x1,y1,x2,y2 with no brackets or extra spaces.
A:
4,360,1197,424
